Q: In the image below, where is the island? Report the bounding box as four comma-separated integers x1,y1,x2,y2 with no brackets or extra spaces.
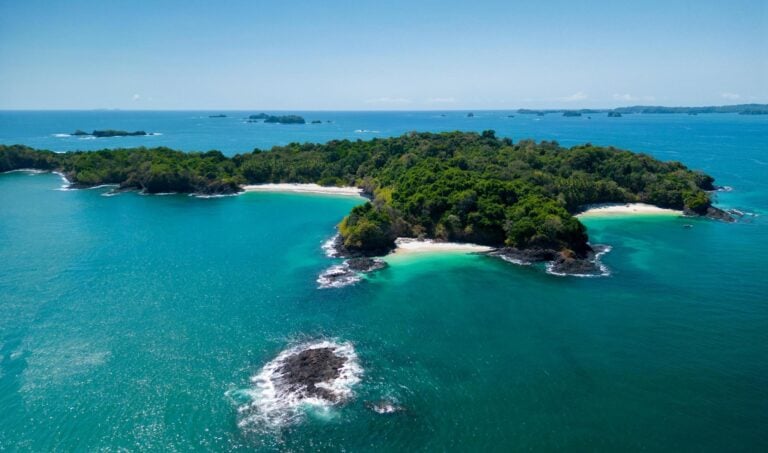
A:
311,120,322,124
70,130,149,137
607,112,622,117
0,131,729,274
517,104,768,116
563,111,582,117
209,114,227,118
246,114,306,124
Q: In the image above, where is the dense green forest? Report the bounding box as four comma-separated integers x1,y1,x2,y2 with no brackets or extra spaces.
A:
0,131,720,256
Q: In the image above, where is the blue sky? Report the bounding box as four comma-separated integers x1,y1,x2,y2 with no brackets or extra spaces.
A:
0,0,765,109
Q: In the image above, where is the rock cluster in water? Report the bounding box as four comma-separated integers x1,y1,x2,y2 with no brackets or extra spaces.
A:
276,347,346,402
492,245,611,277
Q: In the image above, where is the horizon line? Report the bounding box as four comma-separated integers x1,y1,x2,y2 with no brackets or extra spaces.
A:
1,103,766,113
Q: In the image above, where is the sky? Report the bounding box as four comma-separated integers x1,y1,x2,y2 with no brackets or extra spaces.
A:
0,0,766,110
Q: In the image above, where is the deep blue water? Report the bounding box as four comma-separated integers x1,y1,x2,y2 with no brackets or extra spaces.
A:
1,111,767,451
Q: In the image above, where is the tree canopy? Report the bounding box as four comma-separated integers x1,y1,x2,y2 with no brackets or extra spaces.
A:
0,131,718,256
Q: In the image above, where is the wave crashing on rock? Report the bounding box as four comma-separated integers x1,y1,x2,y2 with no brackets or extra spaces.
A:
317,258,387,289
232,341,362,430
546,245,612,278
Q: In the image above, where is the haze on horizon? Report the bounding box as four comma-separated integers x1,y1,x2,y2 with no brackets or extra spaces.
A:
0,0,765,110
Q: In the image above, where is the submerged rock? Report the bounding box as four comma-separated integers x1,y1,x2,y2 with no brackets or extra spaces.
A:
366,399,405,414
346,257,387,273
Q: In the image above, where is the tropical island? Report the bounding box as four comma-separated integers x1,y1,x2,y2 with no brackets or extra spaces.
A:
247,113,306,124
71,129,150,137
0,131,728,273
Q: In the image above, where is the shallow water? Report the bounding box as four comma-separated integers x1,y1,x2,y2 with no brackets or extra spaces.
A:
1,112,767,451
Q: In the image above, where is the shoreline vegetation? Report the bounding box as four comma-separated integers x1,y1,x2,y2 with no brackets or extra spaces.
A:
0,130,732,275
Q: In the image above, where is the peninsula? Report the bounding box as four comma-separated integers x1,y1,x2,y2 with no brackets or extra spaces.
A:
0,131,727,272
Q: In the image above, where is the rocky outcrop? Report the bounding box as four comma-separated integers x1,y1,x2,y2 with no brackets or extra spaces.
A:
276,347,346,402
684,206,734,222
491,247,558,264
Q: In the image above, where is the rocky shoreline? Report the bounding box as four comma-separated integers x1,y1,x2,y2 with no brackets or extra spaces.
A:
490,245,610,276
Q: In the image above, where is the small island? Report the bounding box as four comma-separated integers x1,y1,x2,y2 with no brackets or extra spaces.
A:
247,113,306,124
311,120,322,124
608,112,622,117
209,114,227,118
71,129,149,138
0,131,729,274
563,111,582,117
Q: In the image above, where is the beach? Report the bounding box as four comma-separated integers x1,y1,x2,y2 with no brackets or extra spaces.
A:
241,183,364,197
576,203,683,218
390,237,495,255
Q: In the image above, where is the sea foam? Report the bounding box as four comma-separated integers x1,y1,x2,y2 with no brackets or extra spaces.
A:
228,340,362,430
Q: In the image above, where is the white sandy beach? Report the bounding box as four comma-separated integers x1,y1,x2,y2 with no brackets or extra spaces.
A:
241,183,364,197
391,238,495,255
576,203,682,217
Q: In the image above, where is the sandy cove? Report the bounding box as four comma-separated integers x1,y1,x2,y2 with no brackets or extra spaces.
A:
241,183,364,197
391,238,495,255
576,203,682,218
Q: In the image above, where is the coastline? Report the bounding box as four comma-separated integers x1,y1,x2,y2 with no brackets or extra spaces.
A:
390,238,495,256
576,203,682,218
241,183,364,197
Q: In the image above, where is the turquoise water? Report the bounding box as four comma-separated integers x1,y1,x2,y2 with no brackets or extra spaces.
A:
1,112,767,451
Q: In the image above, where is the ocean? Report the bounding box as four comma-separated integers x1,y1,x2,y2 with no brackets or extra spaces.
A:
1,111,766,451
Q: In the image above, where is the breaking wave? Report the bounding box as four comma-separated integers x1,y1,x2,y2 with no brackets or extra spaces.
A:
317,263,361,289
227,340,362,431
321,234,341,258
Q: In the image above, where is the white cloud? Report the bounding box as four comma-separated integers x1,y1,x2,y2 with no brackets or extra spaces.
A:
365,97,412,105
132,94,141,101
560,91,588,102
612,93,656,102
613,93,635,101
427,97,456,104
721,92,741,100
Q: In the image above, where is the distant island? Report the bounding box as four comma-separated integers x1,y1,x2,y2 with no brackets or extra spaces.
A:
71,129,149,137
607,112,622,118
0,131,729,274
209,114,227,118
518,103,768,116
247,113,306,124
